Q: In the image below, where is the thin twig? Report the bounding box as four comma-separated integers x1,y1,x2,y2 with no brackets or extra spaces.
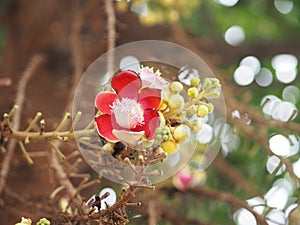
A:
213,154,261,196
148,199,156,225
105,0,116,75
162,186,268,225
189,186,268,225
0,54,44,197
49,0,84,205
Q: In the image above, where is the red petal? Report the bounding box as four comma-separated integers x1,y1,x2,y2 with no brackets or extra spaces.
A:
111,71,142,99
132,109,160,139
95,114,119,142
138,87,161,110
95,92,117,114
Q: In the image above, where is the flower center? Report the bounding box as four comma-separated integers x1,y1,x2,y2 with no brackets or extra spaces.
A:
111,98,144,129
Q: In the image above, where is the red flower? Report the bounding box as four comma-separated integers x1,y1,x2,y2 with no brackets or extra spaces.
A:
95,70,161,144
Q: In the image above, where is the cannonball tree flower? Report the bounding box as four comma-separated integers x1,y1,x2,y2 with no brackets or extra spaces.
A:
139,66,168,89
95,70,161,145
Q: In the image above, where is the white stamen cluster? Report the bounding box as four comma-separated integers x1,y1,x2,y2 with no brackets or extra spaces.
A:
111,98,144,128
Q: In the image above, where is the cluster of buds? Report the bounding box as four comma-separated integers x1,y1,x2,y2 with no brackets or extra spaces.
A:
152,75,221,156
15,217,50,225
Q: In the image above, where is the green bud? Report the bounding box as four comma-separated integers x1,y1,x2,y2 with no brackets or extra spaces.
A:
170,81,183,92
36,218,51,225
190,77,200,87
190,120,203,133
186,105,198,117
203,78,221,92
207,103,214,112
163,135,169,140
156,134,163,140
207,90,220,98
197,105,209,118
156,127,162,134
187,87,199,98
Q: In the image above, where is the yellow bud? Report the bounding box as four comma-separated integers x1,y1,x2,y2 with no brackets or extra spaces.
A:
161,140,178,155
170,81,183,92
207,103,214,112
116,0,128,13
190,120,203,133
139,12,158,27
169,94,185,110
187,87,199,98
159,100,169,111
15,218,32,225
186,105,198,117
197,105,209,118
142,138,155,148
190,77,200,87
173,124,191,143
168,10,180,23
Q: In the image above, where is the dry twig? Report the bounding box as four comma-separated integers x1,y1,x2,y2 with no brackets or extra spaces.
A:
0,54,44,197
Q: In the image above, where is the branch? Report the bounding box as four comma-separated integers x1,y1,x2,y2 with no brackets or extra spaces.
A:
171,24,300,183
159,202,214,225
105,0,116,75
148,199,156,225
189,186,268,225
162,186,268,225
213,154,262,196
0,54,44,197
49,0,84,205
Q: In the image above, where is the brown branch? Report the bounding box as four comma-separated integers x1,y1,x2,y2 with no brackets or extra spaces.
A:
49,0,84,205
213,154,262,196
159,202,214,225
171,23,300,185
189,186,268,225
0,54,44,197
4,128,94,142
148,199,156,225
162,186,267,225
105,0,116,75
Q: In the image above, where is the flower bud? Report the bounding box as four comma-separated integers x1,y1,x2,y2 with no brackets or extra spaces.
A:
161,140,178,154
15,218,32,225
187,87,199,98
190,77,200,87
186,105,198,117
170,81,183,92
202,78,221,92
36,218,51,225
173,124,191,143
197,105,209,118
207,103,214,112
190,120,203,133
169,94,185,110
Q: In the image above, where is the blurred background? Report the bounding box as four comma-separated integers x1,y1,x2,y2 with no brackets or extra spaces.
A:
0,0,300,224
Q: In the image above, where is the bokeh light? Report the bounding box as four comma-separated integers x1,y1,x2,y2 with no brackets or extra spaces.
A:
269,134,290,156
119,55,140,72
99,187,117,210
282,85,300,104
215,0,239,7
234,208,257,225
274,0,294,14
247,197,265,215
266,155,286,175
272,54,298,84
266,210,287,225
255,68,273,87
240,56,261,75
224,25,245,46
234,65,255,86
